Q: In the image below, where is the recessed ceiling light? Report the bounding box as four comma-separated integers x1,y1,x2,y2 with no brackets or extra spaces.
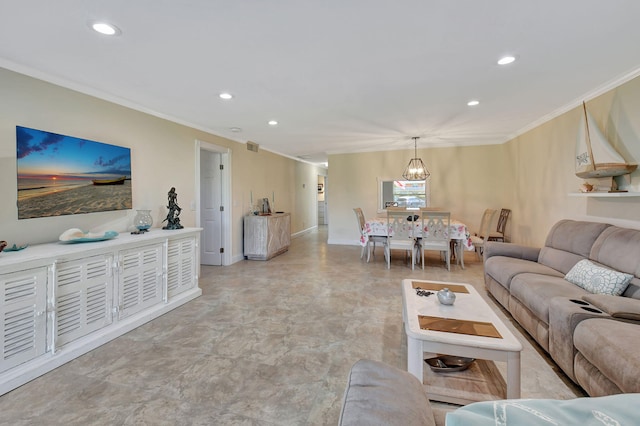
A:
467,100,480,106
497,55,516,65
268,120,278,126
219,93,233,100
229,127,242,132
91,21,121,36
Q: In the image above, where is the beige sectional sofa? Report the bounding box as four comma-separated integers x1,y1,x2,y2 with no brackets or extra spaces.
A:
483,219,640,396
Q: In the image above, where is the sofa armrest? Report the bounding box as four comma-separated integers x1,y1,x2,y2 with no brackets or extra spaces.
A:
483,241,540,262
339,359,436,426
583,294,640,321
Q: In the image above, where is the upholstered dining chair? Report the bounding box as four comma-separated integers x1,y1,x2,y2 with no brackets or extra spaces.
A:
385,208,418,269
418,210,451,270
353,208,386,262
470,208,497,259
488,208,511,242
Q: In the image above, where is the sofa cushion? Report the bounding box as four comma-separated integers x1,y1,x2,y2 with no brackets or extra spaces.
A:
574,319,640,393
590,226,640,299
538,220,611,274
445,394,640,426
484,256,563,291
574,352,622,396
510,274,587,324
565,259,633,296
338,359,435,426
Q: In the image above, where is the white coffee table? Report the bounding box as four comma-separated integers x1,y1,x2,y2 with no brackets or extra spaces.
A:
402,279,523,405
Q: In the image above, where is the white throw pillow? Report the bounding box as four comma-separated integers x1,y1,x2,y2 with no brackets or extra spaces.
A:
565,259,633,296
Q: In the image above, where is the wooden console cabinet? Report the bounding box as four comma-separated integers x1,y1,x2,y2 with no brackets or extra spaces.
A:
0,228,201,395
243,213,291,260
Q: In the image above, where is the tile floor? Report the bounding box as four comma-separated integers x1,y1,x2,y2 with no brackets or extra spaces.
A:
0,226,584,425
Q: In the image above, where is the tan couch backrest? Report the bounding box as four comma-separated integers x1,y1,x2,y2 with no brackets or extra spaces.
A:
590,226,640,299
538,220,611,274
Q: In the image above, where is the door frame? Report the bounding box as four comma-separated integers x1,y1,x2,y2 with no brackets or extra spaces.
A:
195,139,232,266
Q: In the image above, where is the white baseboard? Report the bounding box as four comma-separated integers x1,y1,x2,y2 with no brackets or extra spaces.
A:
292,225,317,238
327,237,360,246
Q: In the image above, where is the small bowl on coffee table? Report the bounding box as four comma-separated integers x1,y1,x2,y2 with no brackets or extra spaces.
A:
425,355,475,372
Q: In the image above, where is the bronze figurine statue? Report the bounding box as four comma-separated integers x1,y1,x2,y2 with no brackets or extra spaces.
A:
162,187,184,230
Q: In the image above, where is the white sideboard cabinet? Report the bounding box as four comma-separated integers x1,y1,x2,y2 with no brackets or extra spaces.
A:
243,213,291,260
0,228,201,395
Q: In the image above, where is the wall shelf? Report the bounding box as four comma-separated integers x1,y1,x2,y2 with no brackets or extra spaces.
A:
568,192,640,197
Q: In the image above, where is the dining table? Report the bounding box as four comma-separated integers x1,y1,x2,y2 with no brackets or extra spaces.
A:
360,216,474,268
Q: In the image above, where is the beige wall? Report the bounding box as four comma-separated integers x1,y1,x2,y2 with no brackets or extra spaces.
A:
327,145,510,245
328,75,640,248
506,75,640,246
0,68,325,262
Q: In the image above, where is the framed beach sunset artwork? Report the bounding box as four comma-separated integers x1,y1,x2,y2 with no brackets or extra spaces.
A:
16,126,132,219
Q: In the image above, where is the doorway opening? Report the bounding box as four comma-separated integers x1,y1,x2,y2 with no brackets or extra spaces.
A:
317,175,327,225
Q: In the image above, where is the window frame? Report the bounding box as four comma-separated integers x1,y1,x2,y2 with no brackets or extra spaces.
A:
377,177,430,213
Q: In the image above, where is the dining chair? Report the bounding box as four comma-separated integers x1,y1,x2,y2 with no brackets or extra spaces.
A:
470,208,497,259
488,208,511,242
353,208,386,262
385,209,418,269
418,210,451,270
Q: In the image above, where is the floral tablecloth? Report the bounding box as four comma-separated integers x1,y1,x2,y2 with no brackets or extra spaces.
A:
360,218,474,251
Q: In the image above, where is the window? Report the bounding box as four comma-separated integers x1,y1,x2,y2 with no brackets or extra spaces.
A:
378,179,429,211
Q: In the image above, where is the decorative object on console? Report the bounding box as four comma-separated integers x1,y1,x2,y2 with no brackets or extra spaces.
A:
162,187,184,230
565,259,633,296
260,197,272,215
2,243,28,252
0,241,7,253
58,228,119,243
16,126,132,219
132,209,153,234
402,136,430,181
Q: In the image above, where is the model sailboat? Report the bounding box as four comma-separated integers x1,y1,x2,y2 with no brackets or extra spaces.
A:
575,102,637,179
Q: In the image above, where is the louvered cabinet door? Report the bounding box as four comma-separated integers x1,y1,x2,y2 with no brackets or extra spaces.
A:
167,237,196,299
0,268,47,373
117,244,163,319
55,255,113,348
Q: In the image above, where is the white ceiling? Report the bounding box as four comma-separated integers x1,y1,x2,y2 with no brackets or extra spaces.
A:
2,1,640,165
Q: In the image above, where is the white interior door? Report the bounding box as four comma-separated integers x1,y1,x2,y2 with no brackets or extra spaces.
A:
200,150,222,265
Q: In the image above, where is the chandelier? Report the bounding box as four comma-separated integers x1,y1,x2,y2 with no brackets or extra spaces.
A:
402,137,430,181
